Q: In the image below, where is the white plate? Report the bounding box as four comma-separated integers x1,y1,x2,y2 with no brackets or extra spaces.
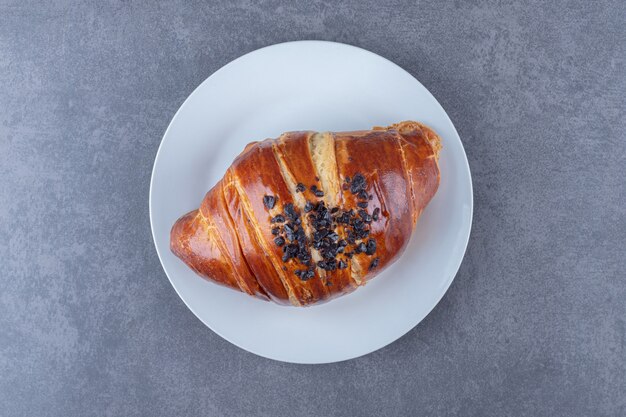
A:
150,41,472,364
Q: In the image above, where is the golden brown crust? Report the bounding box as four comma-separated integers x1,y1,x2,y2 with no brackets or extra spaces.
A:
170,121,441,306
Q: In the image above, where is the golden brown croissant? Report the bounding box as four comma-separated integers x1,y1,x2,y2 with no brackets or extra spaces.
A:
170,121,442,306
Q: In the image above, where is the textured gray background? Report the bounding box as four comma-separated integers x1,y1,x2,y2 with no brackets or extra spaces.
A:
1,0,624,416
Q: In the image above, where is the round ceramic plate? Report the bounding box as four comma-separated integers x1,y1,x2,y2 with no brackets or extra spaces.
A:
150,41,472,364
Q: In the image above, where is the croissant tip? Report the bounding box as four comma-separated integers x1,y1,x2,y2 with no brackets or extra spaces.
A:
386,120,442,159
170,210,198,259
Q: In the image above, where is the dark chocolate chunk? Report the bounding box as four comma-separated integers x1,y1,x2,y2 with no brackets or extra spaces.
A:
283,244,298,256
365,239,376,255
357,201,368,209
314,189,324,197
369,258,380,270
271,227,280,236
331,207,339,214
284,203,298,220
270,214,285,223
283,224,296,241
322,249,336,260
313,229,329,241
356,242,367,254
274,236,285,246
350,173,366,194
358,209,372,223
338,260,347,269
296,183,306,192
372,207,380,221
297,251,311,264
345,176,351,183
304,201,314,212
318,259,337,271
357,190,368,200
299,271,312,281
263,195,276,210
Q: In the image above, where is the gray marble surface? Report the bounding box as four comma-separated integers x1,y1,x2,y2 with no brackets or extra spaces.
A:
1,1,624,416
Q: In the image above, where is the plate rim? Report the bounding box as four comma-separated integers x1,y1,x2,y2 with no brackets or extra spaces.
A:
149,40,473,364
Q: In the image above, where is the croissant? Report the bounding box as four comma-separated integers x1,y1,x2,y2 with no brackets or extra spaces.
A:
170,121,442,306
